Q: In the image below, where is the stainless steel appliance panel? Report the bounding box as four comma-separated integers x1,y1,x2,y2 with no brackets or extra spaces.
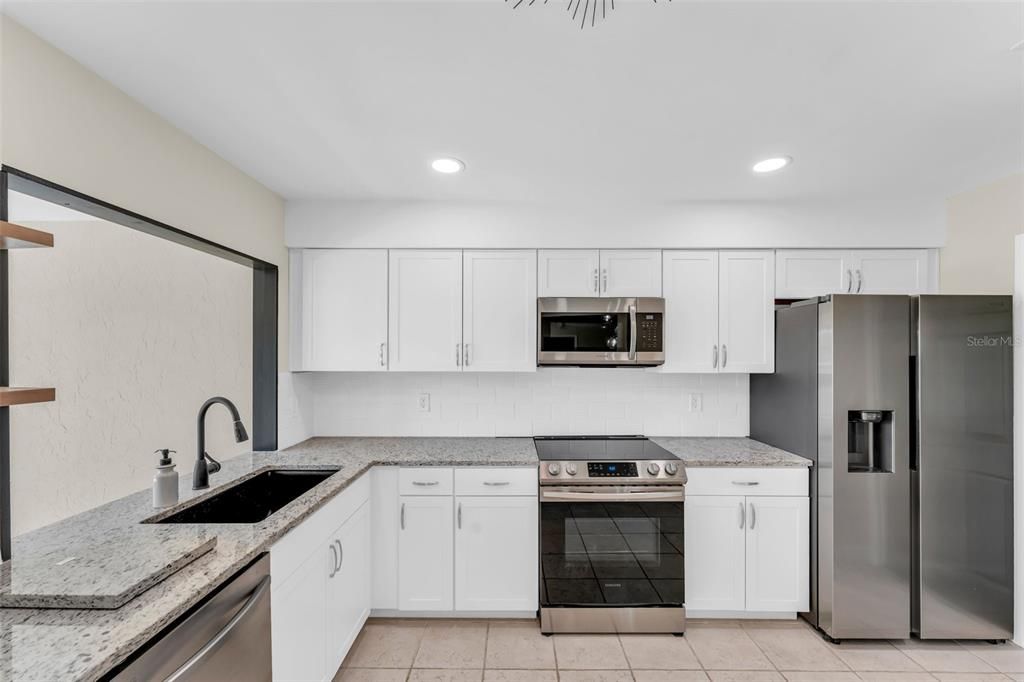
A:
538,297,665,366
914,295,1013,639
820,295,911,639
110,554,271,682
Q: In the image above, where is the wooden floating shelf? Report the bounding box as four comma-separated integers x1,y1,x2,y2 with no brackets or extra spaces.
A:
0,221,54,249
0,387,56,407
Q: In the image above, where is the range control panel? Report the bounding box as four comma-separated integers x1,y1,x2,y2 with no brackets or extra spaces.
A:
636,313,663,353
587,462,638,477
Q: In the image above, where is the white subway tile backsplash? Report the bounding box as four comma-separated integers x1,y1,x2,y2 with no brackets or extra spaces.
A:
312,368,750,437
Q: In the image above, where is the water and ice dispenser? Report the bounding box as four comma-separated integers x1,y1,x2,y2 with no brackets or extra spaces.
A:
847,410,894,473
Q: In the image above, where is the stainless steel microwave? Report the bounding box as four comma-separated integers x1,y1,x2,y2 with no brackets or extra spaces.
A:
537,297,665,367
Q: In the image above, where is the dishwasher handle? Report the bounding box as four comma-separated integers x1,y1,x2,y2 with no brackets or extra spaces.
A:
165,575,271,682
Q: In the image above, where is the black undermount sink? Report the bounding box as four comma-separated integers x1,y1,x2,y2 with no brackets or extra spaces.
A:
146,468,340,524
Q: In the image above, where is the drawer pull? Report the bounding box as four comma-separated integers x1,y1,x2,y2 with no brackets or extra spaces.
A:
731,481,760,486
412,481,440,487
483,481,510,487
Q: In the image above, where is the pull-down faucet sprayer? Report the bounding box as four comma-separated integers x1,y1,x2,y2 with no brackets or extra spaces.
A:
194,396,249,490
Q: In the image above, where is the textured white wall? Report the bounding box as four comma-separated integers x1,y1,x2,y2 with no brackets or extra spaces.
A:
8,219,252,535
313,369,749,438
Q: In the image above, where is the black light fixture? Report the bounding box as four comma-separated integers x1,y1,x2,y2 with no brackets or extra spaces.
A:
507,0,670,30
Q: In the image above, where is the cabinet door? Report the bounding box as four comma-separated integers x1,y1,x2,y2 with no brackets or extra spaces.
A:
600,250,662,297
775,250,852,299
684,495,746,611
463,250,537,372
455,496,538,611
745,496,809,613
272,550,328,682
661,251,719,373
299,249,388,371
326,501,372,675
719,251,775,374
851,250,929,294
538,250,600,297
388,250,463,371
398,496,454,611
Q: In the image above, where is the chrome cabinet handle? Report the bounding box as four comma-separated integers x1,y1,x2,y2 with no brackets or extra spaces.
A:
400,502,405,530
165,576,271,682
749,502,756,530
721,344,728,368
592,268,599,293
335,539,343,572
856,269,863,293
846,269,853,293
412,480,439,486
456,343,462,367
457,502,462,529
628,304,637,360
732,481,760,486
379,342,386,367
712,344,718,369
483,481,510,486
602,268,608,293
739,501,745,529
328,542,339,578
464,343,471,367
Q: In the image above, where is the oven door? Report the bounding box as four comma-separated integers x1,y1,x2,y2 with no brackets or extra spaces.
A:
537,298,664,366
540,486,684,609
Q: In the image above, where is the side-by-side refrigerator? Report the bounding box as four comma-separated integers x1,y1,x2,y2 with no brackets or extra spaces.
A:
751,294,1013,641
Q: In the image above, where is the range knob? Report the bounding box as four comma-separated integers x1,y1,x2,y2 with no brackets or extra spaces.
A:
665,462,679,476
547,462,561,476
647,462,661,476
565,463,578,476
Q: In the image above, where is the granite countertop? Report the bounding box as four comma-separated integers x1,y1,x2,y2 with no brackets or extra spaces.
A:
0,437,536,682
653,437,812,467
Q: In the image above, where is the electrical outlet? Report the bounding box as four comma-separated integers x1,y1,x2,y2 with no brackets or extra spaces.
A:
688,393,703,412
417,393,431,413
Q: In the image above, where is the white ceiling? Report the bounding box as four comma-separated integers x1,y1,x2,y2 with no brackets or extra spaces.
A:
5,1,1023,203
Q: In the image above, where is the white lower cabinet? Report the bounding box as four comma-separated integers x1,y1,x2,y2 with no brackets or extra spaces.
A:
398,495,455,611
326,501,372,674
272,549,329,682
685,468,809,616
455,496,538,611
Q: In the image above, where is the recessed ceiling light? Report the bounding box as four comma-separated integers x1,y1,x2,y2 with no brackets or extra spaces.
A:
431,158,465,174
752,156,792,174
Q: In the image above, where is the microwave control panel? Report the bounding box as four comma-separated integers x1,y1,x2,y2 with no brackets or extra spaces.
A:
636,313,663,353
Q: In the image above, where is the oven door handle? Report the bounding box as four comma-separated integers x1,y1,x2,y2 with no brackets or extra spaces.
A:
540,489,684,502
628,304,638,361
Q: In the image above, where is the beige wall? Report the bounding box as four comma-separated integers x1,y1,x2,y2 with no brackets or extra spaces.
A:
942,173,1024,294
0,16,288,364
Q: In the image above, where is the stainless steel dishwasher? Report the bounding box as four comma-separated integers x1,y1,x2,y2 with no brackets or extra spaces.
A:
108,554,271,681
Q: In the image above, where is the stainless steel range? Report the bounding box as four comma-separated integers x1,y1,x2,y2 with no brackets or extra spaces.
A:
535,435,686,634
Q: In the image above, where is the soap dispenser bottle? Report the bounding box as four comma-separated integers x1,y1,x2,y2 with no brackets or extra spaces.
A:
153,449,179,509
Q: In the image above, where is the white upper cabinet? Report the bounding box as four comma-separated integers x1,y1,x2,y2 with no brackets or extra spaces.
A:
599,250,663,297
719,251,775,374
388,250,463,372
463,250,537,372
538,250,600,297
853,250,929,294
292,249,388,371
775,250,851,299
538,249,661,297
776,249,930,298
662,251,719,373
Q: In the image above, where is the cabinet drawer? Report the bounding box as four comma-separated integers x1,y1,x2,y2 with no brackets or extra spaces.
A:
272,471,370,586
455,467,537,496
685,467,808,497
399,467,454,495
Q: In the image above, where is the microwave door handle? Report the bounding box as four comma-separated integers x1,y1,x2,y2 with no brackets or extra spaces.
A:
628,304,637,361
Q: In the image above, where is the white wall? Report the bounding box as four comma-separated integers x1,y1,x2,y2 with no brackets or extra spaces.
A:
0,17,288,365
312,369,749,438
8,217,252,535
286,198,945,250
943,174,1024,295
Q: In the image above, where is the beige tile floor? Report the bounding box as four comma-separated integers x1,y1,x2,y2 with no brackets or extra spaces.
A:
336,618,1024,682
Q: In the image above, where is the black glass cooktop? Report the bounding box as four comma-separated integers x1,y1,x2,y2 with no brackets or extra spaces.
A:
533,435,678,462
